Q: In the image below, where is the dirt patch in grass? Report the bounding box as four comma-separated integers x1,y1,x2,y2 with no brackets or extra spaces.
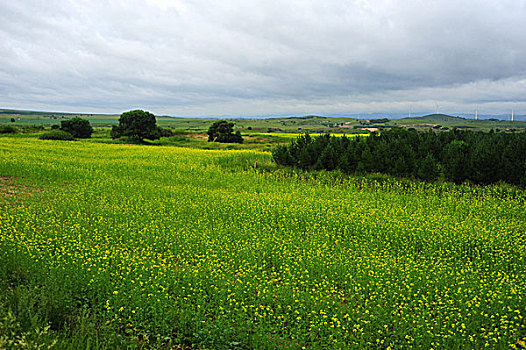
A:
0,176,42,199
191,133,208,140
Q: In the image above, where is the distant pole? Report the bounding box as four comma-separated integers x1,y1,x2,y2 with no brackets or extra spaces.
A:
435,103,440,115
475,105,478,120
512,109,514,121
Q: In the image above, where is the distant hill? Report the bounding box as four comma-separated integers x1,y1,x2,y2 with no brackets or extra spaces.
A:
0,108,112,117
402,114,465,123
0,108,57,116
2,108,526,133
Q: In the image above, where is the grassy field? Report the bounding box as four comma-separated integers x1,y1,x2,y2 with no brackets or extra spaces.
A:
3,109,526,134
1,136,525,349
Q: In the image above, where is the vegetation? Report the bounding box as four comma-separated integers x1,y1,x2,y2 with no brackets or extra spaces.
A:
38,130,75,141
207,120,244,143
0,138,525,348
4,108,526,134
157,126,175,138
111,110,160,142
60,117,93,138
273,128,526,186
0,125,17,134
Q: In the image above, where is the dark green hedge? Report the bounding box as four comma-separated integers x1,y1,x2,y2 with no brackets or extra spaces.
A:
39,130,75,141
0,125,17,134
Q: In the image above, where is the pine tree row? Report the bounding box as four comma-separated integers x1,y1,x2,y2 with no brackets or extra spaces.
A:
272,128,526,186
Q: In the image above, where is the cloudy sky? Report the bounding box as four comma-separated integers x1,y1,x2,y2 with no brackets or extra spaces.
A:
1,0,526,116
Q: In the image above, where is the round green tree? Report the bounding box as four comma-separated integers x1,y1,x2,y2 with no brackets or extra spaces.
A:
207,120,243,143
60,117,93,138
111,110,160,142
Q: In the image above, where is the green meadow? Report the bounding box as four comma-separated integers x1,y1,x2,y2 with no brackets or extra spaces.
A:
3,109,526,134
0,137,525,349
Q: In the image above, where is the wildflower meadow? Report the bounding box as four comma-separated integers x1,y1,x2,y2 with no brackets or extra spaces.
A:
0,137,525,349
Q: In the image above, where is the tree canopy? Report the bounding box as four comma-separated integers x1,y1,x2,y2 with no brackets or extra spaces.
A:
272,128,526,186
207,120,243,143
60,117,93,138
111,110,160,141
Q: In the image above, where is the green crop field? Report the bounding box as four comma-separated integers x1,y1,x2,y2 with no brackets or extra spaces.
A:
1,137,525,349
3,109,526,135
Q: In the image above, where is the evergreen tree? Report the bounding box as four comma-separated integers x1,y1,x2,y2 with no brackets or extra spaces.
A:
417,154,439,181
442,140,470,183
271,128,526,186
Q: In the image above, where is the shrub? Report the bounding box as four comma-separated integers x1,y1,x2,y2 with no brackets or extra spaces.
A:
158,127,175,137
60,118,93,138
39,130,75,141
0,125,17,134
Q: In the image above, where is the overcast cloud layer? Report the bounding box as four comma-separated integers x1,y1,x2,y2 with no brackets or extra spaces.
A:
1,0,526,116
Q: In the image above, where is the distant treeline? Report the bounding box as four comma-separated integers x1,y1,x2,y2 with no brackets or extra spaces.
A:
272,128,526,186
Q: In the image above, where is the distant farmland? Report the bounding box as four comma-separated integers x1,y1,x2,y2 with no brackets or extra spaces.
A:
2,108,526,133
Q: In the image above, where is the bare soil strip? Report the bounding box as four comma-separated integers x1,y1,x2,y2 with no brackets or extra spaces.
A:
0,176,41,199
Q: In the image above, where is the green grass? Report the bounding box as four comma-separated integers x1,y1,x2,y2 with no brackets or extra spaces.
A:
0,137,525,349
3,109,526,134
0,127,295,152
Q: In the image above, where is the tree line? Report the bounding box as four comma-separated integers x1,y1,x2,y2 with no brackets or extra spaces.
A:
272,128,526,186
36,111,244,144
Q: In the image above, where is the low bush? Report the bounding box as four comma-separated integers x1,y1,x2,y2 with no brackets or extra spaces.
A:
39,130,75,141
158,127,175,137
0,125,17,134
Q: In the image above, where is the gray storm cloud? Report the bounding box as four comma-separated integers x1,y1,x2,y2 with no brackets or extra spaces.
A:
1,0,526,115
